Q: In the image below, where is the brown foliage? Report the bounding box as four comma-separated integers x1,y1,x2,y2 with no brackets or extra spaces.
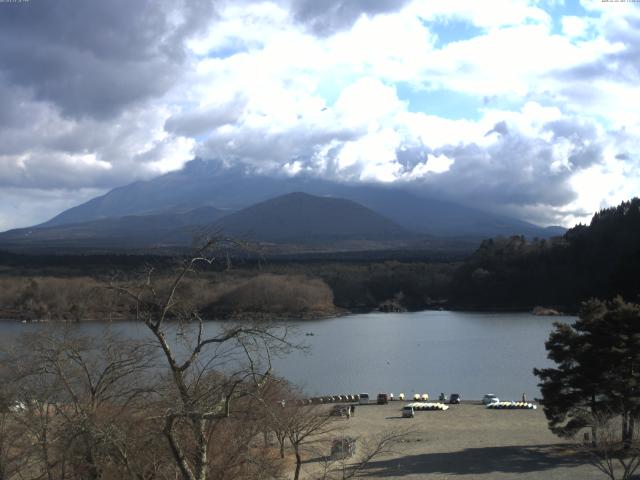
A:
206,274,336,319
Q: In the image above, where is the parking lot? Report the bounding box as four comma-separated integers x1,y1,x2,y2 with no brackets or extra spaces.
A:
302,402,605,480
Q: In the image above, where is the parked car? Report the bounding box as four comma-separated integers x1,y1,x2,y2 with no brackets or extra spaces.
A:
449,393,461,404
402,406,415,418
359,393,370,405
331,437,357,459
377,393,389,404
482,394,500,405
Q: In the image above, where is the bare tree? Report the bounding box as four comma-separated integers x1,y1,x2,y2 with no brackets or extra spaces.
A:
5,327,157,480
0,242,298,480
0,408,31,480
257,377,301,459
577,411,640,480
283,404,339,480
112,241,295,480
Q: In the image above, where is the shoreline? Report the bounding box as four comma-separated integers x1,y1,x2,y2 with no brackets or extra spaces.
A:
0,307,576,323
0,305,576,323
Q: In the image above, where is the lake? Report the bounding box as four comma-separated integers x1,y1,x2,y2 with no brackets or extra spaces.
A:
0,310,572,401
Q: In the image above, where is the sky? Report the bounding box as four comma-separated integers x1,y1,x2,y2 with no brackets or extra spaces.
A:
0,0,639,231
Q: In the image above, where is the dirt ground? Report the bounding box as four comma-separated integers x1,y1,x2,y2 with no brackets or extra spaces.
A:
299,402,608,480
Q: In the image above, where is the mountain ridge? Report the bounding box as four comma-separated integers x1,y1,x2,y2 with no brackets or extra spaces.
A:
36,158,564,240
0,193,418,250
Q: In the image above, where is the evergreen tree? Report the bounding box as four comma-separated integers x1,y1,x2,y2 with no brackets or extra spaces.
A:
535,298,640,445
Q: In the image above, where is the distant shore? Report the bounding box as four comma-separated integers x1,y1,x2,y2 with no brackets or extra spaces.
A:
0,304,576,323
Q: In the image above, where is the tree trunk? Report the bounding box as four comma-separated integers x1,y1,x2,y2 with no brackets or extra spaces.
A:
293,450,302,480
164,418,196,480
194,416,208,480
85,446,101,480
591,393,598,447
276,432,286,459
622,411,633,449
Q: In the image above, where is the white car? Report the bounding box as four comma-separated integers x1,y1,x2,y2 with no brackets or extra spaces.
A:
482,394,500,405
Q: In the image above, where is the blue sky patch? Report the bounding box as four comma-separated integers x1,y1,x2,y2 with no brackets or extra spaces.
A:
396,83,484,120
205,40,249,59
546,0,596,35
425,18,484,48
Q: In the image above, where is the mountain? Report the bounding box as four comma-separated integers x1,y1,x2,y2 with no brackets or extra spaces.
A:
0,194,413,250
213,192,409,242
0,206,226,249
37,158,564,239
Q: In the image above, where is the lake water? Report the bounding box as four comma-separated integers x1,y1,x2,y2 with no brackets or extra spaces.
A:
0,310,572,401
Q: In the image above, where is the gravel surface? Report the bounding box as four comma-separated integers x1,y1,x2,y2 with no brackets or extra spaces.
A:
300,402,607,480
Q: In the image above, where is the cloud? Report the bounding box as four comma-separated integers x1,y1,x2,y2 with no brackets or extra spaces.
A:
408,0,551,29
0,0,214,119
561,15,592,38
164,95,248,137
191,59,609,223
549,5,640,128
0,0,203,199
407,154,455,177
288,0,413,35
419,110,604,209
0,0,639,231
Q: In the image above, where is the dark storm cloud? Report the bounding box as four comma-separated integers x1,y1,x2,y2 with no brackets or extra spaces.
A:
554,15,640,85
164,95,248,137
395,143,429,169
0,152,122,190
197,120,363,171
0,0,215,119
288,0,412,35
414,117,604,210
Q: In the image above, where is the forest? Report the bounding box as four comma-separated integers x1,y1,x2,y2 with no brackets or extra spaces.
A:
451,198,640,311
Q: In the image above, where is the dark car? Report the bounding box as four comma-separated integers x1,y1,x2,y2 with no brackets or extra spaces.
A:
449,393,461,404
377,393,389,404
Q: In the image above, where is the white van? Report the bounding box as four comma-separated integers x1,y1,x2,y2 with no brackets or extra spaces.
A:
482,394,500,405
402,406,415,418
359,393,370,405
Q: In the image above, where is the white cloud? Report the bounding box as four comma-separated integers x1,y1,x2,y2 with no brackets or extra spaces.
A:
334,78,405,128
407,153,455,178
567,152,639,225
562,15,590,38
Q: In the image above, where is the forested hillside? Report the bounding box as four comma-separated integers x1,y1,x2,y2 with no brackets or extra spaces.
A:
452,198,640,311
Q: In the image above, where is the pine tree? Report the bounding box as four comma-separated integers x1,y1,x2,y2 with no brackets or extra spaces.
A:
534,298,640,445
